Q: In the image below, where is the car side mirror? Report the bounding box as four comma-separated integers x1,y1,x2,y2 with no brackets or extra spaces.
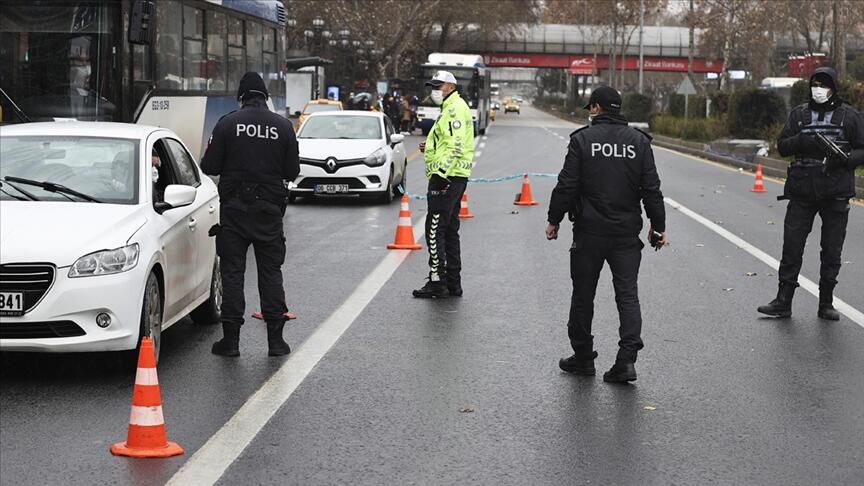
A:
389,134,404,145
155,184,196,214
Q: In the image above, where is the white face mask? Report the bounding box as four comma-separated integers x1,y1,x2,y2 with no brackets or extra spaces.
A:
811,87,830,104
430,90,445,106
152,166,160,183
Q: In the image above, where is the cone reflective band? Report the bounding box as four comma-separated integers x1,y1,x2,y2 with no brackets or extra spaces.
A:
751,163,767,193
387,195,422,250
458,193,474,219
111,337,183,458
514,174,539,206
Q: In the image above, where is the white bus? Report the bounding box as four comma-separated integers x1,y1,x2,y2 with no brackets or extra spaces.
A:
416,53,491,136
1,0,287,161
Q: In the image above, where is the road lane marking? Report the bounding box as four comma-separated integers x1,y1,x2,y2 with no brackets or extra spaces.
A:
166,217,427,486
665,197,864,328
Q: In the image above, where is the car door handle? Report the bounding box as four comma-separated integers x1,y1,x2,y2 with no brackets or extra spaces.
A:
188,218,198,229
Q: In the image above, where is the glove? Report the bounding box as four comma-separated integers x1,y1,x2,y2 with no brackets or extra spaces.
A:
796,133,822,156
825,154,848,172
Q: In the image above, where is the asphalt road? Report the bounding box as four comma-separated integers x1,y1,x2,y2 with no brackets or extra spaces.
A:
2,105,863,485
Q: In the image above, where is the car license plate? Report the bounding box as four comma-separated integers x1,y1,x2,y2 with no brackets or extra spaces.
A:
0,292,24,316
314,184,349,194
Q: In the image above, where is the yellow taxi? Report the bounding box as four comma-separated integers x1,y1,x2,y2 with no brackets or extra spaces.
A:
297,99,343,129
503,98,520,114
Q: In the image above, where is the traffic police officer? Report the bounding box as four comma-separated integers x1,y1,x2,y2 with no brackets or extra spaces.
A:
201,72,300,357
546,86,666,383
758,67,864,320
413,70,474,298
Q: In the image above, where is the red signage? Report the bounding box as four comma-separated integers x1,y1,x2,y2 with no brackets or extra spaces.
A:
788,53,827,77
482,53,723,73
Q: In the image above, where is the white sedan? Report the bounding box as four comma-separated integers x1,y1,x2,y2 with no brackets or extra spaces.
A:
0,122,221,361
289,111,407,203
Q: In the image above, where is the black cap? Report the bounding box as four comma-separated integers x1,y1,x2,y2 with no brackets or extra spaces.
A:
583,86,622,112
237,72,268,102
810,67,837,92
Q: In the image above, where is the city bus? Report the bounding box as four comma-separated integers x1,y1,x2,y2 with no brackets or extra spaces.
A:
416,53,491,136
0,0,286,160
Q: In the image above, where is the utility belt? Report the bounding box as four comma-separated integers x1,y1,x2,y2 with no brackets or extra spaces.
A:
780,158,854,201
224,180,286,208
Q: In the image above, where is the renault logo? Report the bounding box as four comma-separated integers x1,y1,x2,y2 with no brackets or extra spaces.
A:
325,158,337,172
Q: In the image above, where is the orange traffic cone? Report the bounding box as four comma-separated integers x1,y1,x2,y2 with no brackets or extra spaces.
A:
458,193,474,219
111,337,183,458
387,195,422,250
514,174,539,206
751,163,767,193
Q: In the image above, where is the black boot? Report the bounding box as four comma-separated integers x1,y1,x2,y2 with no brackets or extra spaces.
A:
412,276,448,299
559,350,598,375
266,320,291,356
818,287,840,321
211,322,240,357
757,283,796,317
447,276,463,297
603,362,637,383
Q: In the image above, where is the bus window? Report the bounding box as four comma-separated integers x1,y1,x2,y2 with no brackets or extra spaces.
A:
246,22,262,74
182,5,205,90
206,11,227,91
0,3,118,122
263,26,280,97
227,17,245,92
156,0,182,89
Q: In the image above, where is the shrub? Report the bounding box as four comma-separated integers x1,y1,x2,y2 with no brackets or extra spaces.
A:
709,92,730,116
668,94,707,118
790,80,810,108
839,79,864,111
727,88,787,138
622,92,652,122
649,113,728,142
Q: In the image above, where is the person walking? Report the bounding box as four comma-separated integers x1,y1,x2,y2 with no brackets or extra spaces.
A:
413,71,474,298
758,67,864,320
546,86,667,383
201,72,300,357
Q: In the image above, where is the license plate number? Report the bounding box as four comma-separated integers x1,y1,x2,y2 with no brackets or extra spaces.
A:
0,292,24,316
314,184,349,194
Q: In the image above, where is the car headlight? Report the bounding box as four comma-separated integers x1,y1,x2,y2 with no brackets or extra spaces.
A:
69,243,140,278
364,147,387,167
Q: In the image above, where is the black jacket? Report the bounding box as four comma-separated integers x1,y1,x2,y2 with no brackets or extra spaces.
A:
201,99,300,204
548,113,665,237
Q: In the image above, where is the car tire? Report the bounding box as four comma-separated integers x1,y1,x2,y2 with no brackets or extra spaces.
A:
393,163,406,198
191,256,221,325
379,166,395,204
134,272,163,364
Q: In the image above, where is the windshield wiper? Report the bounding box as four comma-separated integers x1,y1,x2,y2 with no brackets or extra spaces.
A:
0,179,41,201
0,182,30,201
3,176,102,203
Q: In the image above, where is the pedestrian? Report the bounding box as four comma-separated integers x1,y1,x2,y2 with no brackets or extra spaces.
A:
413,71,474,298
758,67,864,320
546,86,666,383
201,72,300,357
400,96,413,133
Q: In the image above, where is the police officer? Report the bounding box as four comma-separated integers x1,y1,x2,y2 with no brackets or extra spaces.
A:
201,72,300,357
413,70,474,298
546,86,666,383
758,67,864,320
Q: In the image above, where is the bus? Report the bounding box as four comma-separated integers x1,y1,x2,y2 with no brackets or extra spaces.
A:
0,0,286,160
416,53,491,136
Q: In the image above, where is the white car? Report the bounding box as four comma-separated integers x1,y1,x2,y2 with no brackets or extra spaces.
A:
0,122,221,360
290,111,408,203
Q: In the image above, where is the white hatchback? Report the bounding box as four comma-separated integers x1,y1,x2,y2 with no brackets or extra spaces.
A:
0,122,221,360
289,111,408,203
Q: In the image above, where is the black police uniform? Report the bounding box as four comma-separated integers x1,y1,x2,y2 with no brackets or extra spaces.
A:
759,67,864,320
548,109,665,378
201,72,300,356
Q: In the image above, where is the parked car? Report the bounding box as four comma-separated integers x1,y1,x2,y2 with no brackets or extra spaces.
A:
296,99,343,129
0,122,221,361
289,111,407,203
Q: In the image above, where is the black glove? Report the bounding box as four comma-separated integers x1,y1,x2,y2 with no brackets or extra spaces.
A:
825,154,848,172
796,133,822,156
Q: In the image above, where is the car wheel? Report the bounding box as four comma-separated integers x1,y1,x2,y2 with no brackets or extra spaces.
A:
140,272,163,363
191,256,221,325
393,163,406,198
379,166,395,204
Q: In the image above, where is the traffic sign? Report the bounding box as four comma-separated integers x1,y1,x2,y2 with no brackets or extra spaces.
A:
676,76,697,95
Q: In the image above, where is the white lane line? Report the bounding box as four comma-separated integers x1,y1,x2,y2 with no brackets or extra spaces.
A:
475,150,483,158
479,142,486,149
165,217,427,486
665,197,864,328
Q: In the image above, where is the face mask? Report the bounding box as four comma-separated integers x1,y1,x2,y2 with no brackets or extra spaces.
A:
430,90,444,106
811,87,830,104
152,166,159,183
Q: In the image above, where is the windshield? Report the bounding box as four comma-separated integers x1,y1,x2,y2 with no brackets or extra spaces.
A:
298,116,382,140
0,136,139,204
418,66,478,107
0,3,119,123
304,103,341,114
